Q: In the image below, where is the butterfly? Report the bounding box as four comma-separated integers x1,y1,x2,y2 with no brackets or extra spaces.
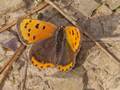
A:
17,18,81,72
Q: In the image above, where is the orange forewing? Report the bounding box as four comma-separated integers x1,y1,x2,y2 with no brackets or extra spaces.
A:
17,18,57,44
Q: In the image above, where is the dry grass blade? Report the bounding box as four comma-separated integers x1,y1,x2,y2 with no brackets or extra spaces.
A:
0,2,49,33
0,44,26,73
0,20,16,33
45,0,120,64
0,44,26,84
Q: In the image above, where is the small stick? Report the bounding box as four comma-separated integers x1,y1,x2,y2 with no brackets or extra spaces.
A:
0,2,49,33
0,44,26,73
21,53,29,90
0,44,26,84
45,0,120,64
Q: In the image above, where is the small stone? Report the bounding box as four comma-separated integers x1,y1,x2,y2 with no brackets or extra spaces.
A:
0,45,5,55
71,0,100,17
116,7,120,13
0,0,25,13
2,38,19,51
0,17,5,27
95,4,112,15
106,0,120,10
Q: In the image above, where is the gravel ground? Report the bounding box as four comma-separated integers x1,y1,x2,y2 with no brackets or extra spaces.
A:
0,0,120,90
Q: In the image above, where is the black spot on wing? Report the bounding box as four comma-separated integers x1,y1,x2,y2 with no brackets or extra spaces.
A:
29,20,32,23
75,42,76,46
72,30,74,35
24,25,27,28
25,23,29,25
75,37,77,40
69,31,71,34
65,68,68,71
33,36,36,40
28,29,31,32
58,67,61,69
35,64,38,67
24,22,29,29
43,26,45,29
35,24,39,29
40,66,43,68
76,31,79,38
28,33,30,37
46,64,51,68
31,61,34,64
69,66,72,68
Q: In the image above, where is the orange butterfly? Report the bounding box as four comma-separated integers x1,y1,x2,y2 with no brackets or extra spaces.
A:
17,18,81,72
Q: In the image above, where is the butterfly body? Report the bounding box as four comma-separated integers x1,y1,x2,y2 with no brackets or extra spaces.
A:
17,18,81,72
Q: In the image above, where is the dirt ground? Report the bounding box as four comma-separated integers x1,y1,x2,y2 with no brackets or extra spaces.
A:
0,0,120,90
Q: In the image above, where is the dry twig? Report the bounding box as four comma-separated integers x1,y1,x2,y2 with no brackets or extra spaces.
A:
0,44,26,84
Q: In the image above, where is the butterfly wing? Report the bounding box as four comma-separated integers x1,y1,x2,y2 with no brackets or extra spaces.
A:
57,26,81,72
29,26,81,72
29,37,56,69
17,18,57,45
64,26,81,52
